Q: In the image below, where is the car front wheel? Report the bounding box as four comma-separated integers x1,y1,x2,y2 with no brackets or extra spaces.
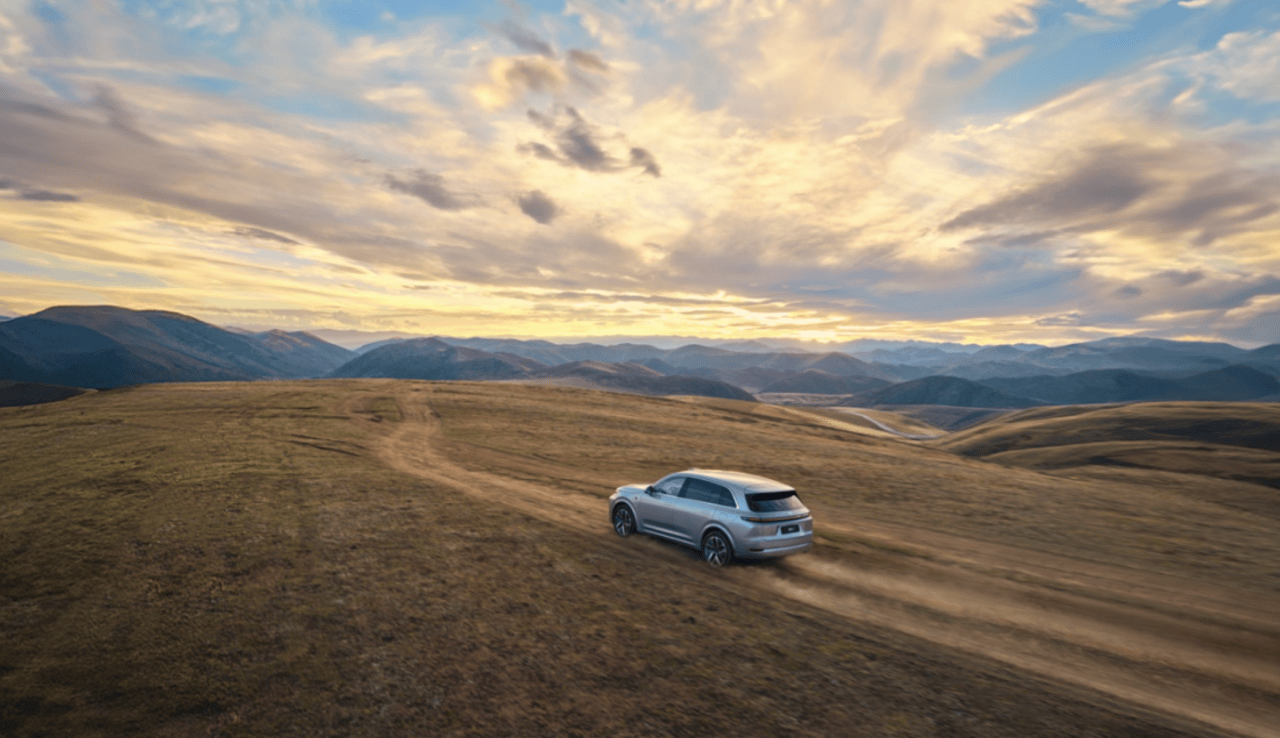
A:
612,505,636,537
702,530,731,567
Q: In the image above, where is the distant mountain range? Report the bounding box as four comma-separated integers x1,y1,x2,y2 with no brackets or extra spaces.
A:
333,340,756,401
2,305,1278,409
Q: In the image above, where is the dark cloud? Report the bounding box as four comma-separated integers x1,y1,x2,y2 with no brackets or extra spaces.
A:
520,141,560,162
556,107,611,170
3,98,77,124
519,105,662,177
233,226,301,245
1114,285,1142,298
568,49,609,73
1196,275,1280,312
629,147,661,177
0,175,79,201
1142,169,1280,247
518,190,560,224
92,84,157,144
943,144,1157,231
965,230,1063,248
498,21,554,58
942,142,1280,249
17,189,79,201
526,108,554,129
502,59,563,94
0,85,339,248
386,170,467,211
1155,269,1204,286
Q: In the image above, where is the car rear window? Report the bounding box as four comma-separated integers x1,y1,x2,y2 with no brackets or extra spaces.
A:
746,490,805,512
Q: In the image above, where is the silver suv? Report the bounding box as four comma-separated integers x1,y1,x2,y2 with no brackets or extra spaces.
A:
608,469,814,567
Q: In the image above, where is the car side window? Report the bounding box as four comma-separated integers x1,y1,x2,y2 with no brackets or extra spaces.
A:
655,477,684,496
681,478,735,507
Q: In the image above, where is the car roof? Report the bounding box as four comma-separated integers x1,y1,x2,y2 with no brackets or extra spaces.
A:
676,469,794,492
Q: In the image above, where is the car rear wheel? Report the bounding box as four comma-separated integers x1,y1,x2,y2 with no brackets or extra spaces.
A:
612,505,636,537
702,530,731,567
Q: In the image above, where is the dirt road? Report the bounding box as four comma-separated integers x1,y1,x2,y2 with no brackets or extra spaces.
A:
372,386,1280,738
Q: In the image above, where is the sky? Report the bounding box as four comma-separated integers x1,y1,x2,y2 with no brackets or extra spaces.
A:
0,0,1278,346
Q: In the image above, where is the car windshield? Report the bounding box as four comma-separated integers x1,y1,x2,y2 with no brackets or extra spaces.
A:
746,490,805,513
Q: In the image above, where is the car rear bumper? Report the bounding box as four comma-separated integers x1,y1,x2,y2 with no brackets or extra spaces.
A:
736,535,814,559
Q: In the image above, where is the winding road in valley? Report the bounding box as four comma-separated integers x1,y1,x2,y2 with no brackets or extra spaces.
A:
362,385,1280,738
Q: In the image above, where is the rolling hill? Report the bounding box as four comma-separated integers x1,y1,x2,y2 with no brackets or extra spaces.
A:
757,369,891,395
842,375,1046,409
0,380,92,407
932,401,1280,517
329,337,541,380
980,364,1280,404
248,329,355,377
4,381,1273,737
527,362,758,400
0,306,352,388
936,401,1280,458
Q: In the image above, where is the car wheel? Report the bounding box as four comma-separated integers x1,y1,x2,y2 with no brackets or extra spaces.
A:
702,530,731,568
612,505,636,537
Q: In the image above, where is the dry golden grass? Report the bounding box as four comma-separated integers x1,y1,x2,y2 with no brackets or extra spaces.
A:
935,401,1280,457
927,401,1280,521
1,380,1275,737
430,384,1280,591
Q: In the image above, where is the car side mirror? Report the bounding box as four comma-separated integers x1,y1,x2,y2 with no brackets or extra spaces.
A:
645,486,656,495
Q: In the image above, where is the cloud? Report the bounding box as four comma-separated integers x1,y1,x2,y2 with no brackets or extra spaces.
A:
16,189,79,201
472,56,567,109
1035,312,1083,326
1076,0,1165,17
232,226,301,245
568,49,608,72
0,0,1277,345
635,0,1042,122
517,190,560,224
942,144,1159,231
1204,30,1280,102
550,107,611,170
497,21,554,58
629,147,661,177
92,84,157,144
942,140,1280,249
385,170,468,211
519,105,661,176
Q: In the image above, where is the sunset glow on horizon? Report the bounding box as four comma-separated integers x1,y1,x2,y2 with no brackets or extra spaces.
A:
2,0,1278,346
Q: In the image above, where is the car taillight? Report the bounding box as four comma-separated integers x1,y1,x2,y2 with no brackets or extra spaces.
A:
741,515,770,523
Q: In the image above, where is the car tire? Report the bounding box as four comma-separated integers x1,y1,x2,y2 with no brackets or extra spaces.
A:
701,530,731,568
612,504,636,537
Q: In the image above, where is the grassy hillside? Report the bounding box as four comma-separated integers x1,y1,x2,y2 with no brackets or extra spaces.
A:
935,402,1280,457
2,381,1275,737
426,386,1280,588
926,401,1280,522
